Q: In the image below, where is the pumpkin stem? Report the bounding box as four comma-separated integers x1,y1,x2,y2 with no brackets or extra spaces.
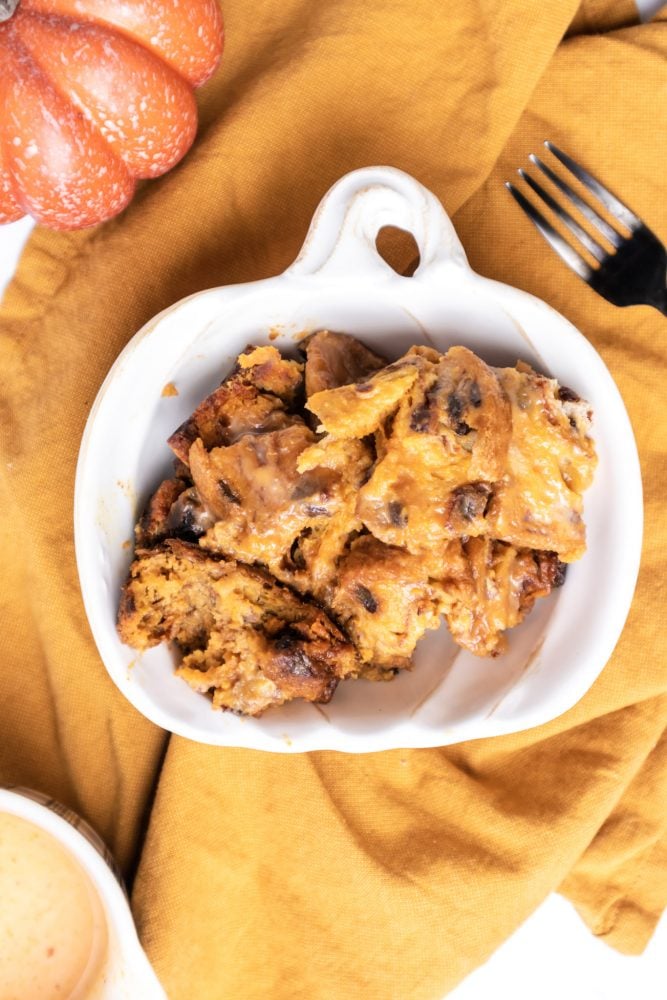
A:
0,0,19,22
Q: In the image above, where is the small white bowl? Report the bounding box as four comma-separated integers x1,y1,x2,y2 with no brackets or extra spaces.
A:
0,787,165,998
74,166,642,752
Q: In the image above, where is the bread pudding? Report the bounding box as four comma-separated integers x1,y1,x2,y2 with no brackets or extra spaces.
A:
118,539,355,715
118,332,597,715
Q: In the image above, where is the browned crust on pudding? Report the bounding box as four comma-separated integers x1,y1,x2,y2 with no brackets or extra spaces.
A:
167,346,304,466
135,477,189,547
329,535,446,676
301,330,386,397
191,428,373,591
117,540,357,716
441,540,568,657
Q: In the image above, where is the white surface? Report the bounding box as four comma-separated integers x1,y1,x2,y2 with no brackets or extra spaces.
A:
0,214,33,296
637,0,665,20
449,896,667,1000
1,165,663,1000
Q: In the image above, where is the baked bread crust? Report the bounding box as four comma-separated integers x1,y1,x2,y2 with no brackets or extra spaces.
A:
118,540,357,716
168,345,303,466
301,330,386,397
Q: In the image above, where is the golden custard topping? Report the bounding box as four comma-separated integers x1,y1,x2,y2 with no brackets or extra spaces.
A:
485,362,596,562
340,345,512,554
118,333,597,714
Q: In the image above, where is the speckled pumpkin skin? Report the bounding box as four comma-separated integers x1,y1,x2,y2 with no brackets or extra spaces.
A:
0,0,223,229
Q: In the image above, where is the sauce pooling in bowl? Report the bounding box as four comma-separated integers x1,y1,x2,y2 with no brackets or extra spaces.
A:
0,812,108,999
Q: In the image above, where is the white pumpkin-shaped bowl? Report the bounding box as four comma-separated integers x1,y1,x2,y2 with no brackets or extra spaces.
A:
74,166,642,752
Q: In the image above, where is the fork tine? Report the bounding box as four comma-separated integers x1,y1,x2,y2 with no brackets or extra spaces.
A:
505,183,592,280
545,142,641,231
529,154,623,248
518,169,606,262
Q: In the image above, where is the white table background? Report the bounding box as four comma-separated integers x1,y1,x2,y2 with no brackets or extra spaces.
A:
1,2,665,995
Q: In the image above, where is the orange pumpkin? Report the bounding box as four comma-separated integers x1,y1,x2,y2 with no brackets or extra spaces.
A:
0,0,223,229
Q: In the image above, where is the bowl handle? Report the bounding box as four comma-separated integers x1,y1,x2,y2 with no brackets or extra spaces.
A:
286,166,468,281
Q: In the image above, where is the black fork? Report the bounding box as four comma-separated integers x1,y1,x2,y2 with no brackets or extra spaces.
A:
507,142,667,315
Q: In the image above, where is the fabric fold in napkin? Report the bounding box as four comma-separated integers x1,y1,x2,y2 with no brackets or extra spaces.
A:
0,1,665,997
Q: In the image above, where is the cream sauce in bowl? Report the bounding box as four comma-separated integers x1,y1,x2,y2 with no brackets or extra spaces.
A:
0,789,165,1000
0,812,108,1000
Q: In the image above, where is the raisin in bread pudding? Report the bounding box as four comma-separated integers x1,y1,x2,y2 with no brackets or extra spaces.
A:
311,345,512,554
117,333,597,715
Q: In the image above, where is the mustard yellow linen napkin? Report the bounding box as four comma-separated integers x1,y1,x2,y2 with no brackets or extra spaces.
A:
1,1,665,997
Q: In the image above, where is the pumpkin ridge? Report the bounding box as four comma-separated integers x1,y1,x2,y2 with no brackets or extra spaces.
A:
17,6,182,82
11,7,168,87
0,56,22,221
20,0,223,88
9,9,198,181
2,29,135,227
5,16,131,180
0,31,62,218
0,148,23,222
